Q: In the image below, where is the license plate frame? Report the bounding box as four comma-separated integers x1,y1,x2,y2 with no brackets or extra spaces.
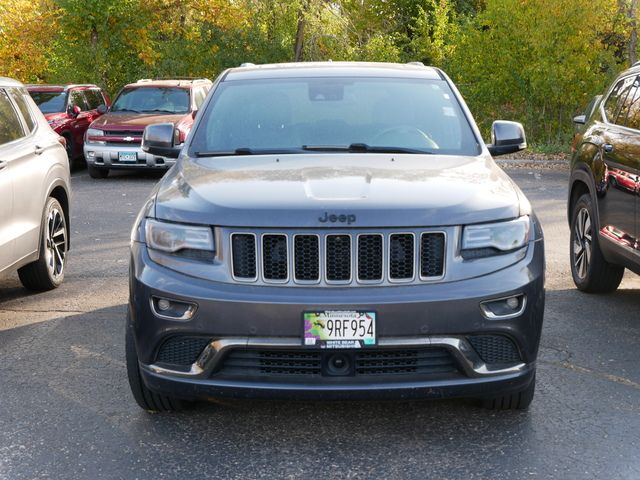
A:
303,310,376,349
118,151,137,163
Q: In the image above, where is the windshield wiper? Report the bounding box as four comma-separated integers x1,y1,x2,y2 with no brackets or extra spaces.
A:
112,108,142,113
144,109,181,114
302,143,433,154
194,147,302,157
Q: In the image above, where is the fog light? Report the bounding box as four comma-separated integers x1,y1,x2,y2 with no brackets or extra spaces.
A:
151,296,197,320
480,294,526,320
506,296,519,309
86,151,95,158
157,299,171,311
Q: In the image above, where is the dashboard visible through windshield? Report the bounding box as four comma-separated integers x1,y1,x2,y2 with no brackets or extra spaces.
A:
189,77,481,156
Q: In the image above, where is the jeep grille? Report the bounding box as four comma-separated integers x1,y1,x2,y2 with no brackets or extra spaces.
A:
230,230,446,286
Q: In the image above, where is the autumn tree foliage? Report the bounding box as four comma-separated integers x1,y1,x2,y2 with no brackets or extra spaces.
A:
0,0,637,146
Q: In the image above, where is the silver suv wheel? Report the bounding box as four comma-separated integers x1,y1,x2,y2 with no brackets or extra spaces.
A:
45,203,67,281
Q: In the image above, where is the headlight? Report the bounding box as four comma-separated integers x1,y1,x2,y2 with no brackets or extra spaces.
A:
462,216,530,259
145,219,214,256
86,128,106,145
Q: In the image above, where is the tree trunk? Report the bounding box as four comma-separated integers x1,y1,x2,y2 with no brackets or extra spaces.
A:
294,4,306,62
630,0,638,64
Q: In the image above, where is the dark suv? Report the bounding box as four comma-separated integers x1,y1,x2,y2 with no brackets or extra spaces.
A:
569,65,640,292
127,62,545,413
27,84,109,166
83,78,212,178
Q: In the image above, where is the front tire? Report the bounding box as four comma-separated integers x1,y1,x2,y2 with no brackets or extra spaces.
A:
126,316,185,412
569,193,624,293
88,165,109,179
18,197,68,291
481,373,536,410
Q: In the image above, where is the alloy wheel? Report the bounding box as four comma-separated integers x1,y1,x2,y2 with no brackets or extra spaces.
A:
573,207,592,280
44,206,67,280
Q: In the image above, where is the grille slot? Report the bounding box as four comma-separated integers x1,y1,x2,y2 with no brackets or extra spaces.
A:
231,234,257,279
262,234,288,281
326,235,351,282
420,233,445,278
468,335,522,365
220,350,323,376
355,348,457,375
358,234,383,281
389,234,415,280
294,235,320,282
155,336,211,366
217,348,458,377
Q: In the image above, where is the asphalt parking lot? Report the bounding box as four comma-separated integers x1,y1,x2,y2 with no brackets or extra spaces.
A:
1,162,639,479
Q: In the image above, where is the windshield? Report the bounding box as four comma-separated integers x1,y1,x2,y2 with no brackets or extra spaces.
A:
189,77,480,156
30,91,66,114
111,87,190,114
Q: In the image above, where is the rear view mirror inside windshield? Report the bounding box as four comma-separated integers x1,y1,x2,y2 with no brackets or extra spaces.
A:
309,81,346,101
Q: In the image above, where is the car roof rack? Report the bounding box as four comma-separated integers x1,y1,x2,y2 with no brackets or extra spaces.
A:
633,61,640,67
240,62,256,68
406,61,425,66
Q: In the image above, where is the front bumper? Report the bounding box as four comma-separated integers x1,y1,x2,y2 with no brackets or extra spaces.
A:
129,238,545,401
84,143,176,170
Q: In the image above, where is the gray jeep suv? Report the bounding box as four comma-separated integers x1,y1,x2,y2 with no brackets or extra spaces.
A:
127,62,545,412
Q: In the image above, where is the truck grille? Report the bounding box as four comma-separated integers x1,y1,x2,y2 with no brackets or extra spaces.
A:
230,230,446,285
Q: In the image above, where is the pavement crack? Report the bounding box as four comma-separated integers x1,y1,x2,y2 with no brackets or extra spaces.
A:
552,361,640,390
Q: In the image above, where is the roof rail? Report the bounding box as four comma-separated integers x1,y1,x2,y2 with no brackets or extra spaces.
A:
136,79,153,83
407,61,425,67
633,61,640,67
240,62,256,68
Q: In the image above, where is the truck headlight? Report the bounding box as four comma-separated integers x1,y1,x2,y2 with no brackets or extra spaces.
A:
462,216,530,259
86,128,106,145
145,219,214,258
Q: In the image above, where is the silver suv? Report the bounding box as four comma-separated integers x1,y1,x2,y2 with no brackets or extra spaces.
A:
127,62,545,412
0,77,71,291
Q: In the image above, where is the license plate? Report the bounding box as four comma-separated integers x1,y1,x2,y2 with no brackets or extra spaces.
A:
303,311,376,348
118,151,137,163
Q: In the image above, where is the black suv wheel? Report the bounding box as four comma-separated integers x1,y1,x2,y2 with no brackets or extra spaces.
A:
569,193,624,293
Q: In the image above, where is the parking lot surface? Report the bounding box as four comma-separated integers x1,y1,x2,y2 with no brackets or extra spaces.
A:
1,164,639,479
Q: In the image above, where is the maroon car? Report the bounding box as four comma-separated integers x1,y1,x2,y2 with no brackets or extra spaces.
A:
27,84,110,166
83,78,212,178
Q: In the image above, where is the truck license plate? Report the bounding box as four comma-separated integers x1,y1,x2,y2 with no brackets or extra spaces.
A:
303,311,376,348
118,152,137,163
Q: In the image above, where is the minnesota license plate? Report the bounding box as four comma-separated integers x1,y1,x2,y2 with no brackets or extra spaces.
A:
118,151,137,163
303,311,376,348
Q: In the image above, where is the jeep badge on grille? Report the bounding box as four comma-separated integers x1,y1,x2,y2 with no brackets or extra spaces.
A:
318,212,356,224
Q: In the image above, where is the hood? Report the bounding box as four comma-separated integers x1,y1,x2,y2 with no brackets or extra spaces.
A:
44,112,68,122
154,154,522,228
90,112,188,131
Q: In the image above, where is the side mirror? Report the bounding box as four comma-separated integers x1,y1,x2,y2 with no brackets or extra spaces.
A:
70,105,82,117
573,115,586,125
142,123,181,159
97,104,108,114
487,120,527,156
191,110,198,120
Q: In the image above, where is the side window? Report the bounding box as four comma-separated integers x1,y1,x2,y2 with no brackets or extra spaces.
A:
68,90,88,111
0,89,26,145
84,89,104,110
8,88,36,133
604,76,637,125
620,78,640,130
